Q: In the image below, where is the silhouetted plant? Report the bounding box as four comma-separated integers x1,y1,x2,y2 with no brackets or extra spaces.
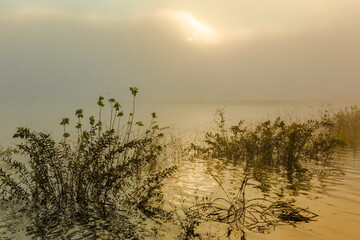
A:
179,174,317,239
190,109,343,196
0,87,176,238
192,109,342,167
170,197,203,240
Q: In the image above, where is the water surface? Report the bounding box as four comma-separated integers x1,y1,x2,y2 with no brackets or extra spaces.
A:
1,100,360,239
163,150,360,239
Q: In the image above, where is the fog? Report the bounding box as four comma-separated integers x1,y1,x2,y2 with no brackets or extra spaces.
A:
1,1,360,104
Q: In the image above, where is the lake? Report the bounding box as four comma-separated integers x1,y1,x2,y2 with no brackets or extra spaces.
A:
1,99,360,239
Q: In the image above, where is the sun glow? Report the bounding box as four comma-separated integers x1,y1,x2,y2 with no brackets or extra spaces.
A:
159,10,218,44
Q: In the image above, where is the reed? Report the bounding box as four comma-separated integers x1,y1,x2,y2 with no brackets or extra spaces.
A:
330,105,360,147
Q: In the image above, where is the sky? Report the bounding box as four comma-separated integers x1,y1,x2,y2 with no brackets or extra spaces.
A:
1,0,360,102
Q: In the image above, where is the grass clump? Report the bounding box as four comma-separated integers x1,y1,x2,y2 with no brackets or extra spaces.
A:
330,105,360,147
0,87,176,238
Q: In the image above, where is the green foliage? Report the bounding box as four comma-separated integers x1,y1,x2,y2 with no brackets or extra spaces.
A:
190,109,344,196
130,87,139,97
97,96,105,107
192,109,342,167
0,88,176,238
60,117,69,126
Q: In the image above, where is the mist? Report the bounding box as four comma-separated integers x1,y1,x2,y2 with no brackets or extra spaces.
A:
1,3,360,104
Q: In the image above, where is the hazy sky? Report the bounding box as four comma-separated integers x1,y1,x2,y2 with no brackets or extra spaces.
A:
1,0,360,102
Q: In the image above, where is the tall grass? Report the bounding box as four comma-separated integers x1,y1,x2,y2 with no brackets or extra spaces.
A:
330,105,360,147
0,87,176,238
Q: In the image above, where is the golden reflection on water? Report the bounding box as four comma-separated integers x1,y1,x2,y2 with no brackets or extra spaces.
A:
163,151,360,240
1,150,359,239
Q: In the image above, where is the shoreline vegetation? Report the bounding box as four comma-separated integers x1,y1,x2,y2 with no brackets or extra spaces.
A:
1,88,360,239
152,98,360,107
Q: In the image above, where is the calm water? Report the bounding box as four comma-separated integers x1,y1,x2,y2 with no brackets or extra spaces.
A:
162,150,360,239
0,99,353,145
1,101,360,239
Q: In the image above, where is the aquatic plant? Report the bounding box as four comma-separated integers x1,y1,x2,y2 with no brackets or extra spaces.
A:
0,87,176,238
191,109,341,166
171,199,203,240
189,109,344,196
177,174,317,239
330,105,360,147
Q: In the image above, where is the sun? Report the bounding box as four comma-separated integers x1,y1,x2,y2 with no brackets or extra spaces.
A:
159,10,218,44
